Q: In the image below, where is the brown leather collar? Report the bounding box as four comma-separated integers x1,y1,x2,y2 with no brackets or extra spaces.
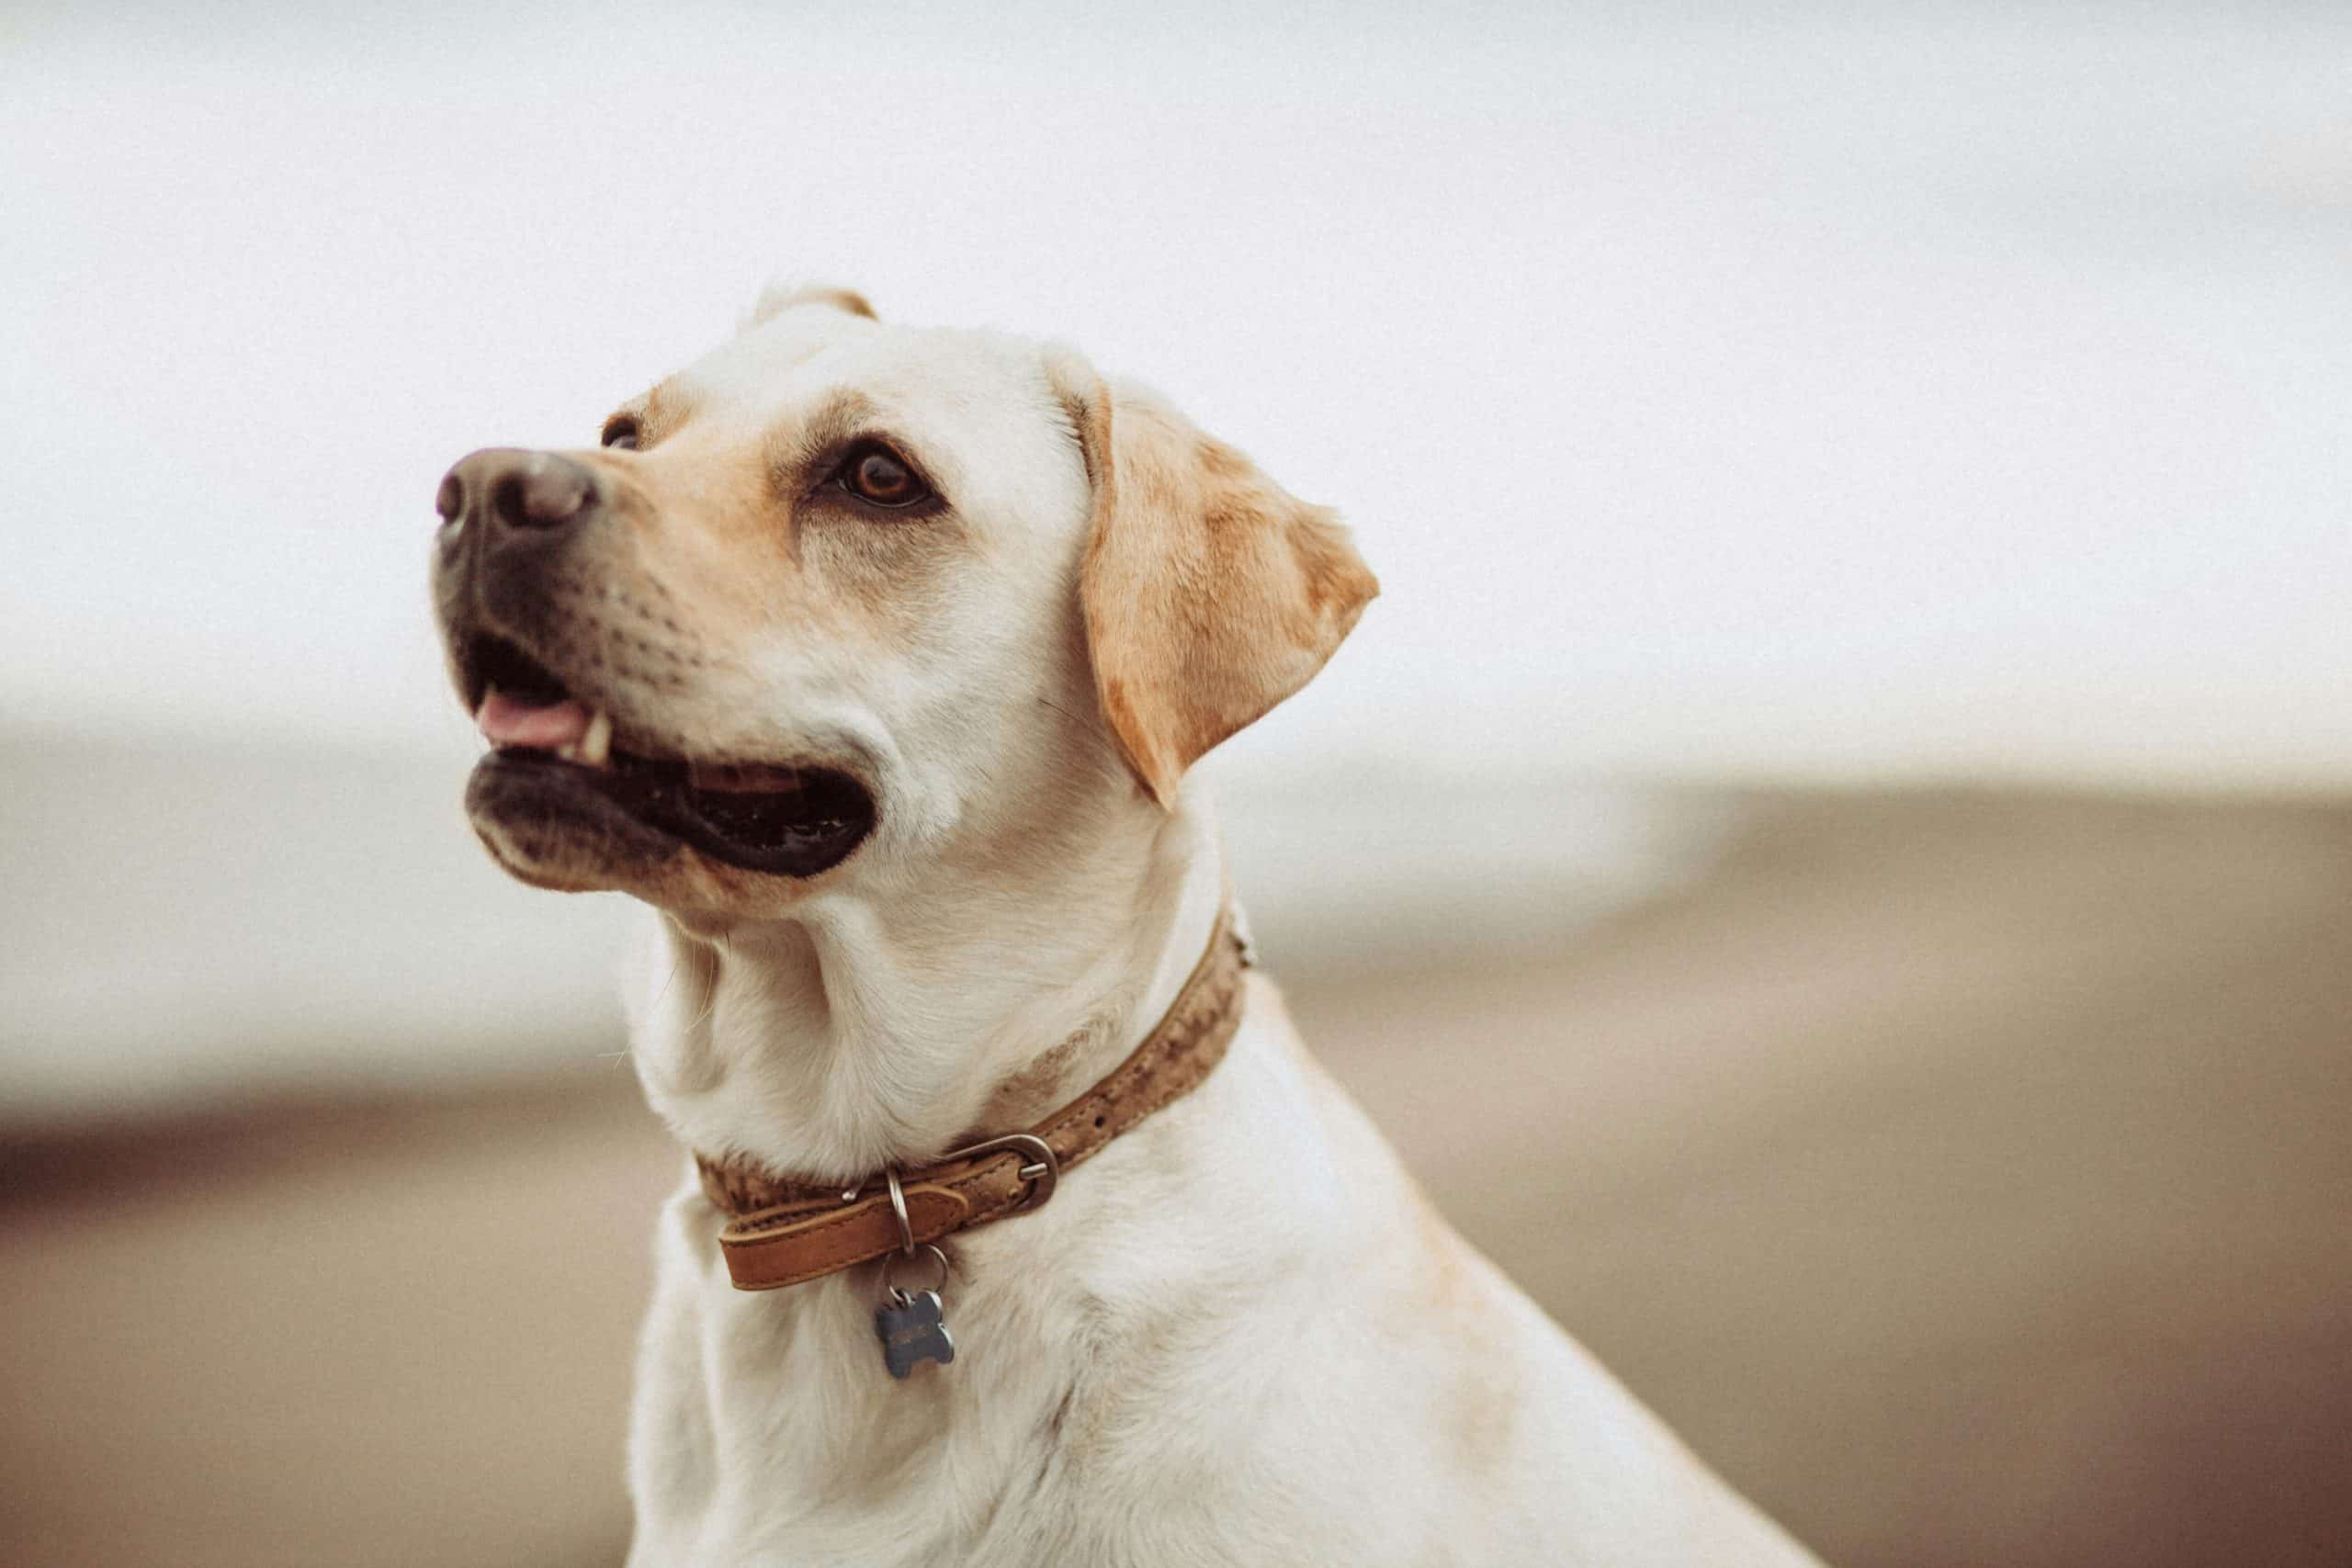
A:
695,907,1250,1292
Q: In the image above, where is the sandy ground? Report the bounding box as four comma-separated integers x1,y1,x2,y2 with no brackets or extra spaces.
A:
5,788,2350,1567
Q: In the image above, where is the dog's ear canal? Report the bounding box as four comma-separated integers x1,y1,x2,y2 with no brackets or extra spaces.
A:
1049,353,1380,809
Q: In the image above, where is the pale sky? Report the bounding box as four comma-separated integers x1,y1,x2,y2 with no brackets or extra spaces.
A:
6,0,2348,787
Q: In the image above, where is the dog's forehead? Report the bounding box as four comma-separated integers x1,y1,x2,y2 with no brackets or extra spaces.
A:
669,310,1065,465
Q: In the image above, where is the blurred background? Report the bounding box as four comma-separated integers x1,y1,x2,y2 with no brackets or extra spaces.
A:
4,2,2347,1563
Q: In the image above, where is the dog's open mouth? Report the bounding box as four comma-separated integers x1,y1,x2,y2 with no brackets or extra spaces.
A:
460,633,876,878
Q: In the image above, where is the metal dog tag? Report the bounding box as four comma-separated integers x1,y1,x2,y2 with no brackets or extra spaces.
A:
875,1288,956,1378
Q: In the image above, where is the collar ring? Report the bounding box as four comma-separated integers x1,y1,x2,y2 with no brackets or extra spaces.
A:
883,1168,916,1255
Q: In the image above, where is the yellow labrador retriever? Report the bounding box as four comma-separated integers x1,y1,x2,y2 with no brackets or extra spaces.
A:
430,287,1824,1566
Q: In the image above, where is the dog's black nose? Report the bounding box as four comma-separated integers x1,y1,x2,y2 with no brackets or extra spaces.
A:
436,448,599,537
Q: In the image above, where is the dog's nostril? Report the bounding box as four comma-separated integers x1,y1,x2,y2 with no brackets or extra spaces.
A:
491,457,595,531
435,471,465,525
489,472,530,528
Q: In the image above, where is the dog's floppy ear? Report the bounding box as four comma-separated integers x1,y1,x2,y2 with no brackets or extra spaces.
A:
1049,352,1378,808
746,282,877,327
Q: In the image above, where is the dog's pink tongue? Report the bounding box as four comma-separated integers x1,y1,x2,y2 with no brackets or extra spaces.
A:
477,689,593,749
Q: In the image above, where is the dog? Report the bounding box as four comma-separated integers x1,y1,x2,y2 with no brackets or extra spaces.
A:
431,285,1825,1565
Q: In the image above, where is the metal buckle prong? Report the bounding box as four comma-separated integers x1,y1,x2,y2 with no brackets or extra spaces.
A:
938,1133,1060,1213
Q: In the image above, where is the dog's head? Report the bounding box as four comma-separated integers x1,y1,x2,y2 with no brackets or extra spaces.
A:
431,288,1376,915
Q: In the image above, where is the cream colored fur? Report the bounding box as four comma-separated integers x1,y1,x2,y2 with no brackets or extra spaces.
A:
461,289,1824,1564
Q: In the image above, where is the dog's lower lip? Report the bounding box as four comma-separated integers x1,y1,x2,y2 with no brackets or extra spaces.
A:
687,761,806,794
470,747,876,878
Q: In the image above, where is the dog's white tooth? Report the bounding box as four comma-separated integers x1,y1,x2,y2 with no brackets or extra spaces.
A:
556,741,581,762
581,708,614,768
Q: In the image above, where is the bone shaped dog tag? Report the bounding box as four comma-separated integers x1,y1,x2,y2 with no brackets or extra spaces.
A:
875,1289,956,1378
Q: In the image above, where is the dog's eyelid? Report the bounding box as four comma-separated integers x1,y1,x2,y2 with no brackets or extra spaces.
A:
841,434,920,473
600,413,643,451
799,432,945,513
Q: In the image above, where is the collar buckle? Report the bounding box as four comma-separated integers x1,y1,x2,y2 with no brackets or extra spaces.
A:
937,1132,1059,1214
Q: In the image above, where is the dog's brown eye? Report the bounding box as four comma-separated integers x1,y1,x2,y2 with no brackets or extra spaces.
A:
838,444,930,509
601,416,640,451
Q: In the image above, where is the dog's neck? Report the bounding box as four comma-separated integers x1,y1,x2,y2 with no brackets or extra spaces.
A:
626,788,1226,1184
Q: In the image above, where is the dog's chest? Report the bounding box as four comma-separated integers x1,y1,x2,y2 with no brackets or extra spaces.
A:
631,1253,1323,1566
629,1275,1084,1565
